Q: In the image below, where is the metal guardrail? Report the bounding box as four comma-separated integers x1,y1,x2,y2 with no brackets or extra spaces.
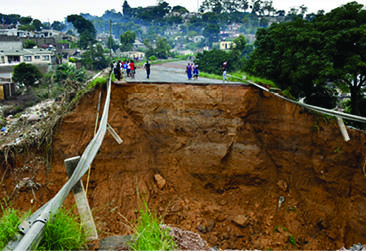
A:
227,74,366,124
5,71,113,250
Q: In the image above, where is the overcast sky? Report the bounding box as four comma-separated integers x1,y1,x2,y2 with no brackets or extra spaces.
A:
0,0,364,22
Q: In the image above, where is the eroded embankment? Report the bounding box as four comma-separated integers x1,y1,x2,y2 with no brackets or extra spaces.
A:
3,83,366,249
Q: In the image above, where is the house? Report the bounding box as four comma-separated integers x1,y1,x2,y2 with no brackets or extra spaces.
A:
219,41,233,50
0,47,54,65
120,51,145,60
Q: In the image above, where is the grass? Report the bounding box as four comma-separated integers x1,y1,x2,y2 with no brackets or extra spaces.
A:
130,201,176,251
200,71,278,89
333,145,342,153
0,204,87,251
230,72,277,88
288,234,297,248
37,208,87,250
286,206,298,213
199,72,223,80
0,206,22,249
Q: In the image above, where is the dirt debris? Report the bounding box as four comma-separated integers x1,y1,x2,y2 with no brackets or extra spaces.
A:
154,174,166,189
1,82,366,250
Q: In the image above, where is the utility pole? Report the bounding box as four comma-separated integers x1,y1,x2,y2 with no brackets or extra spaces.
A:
109,19,112,58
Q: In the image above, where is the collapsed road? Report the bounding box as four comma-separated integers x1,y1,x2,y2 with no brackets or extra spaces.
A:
1,62,366,250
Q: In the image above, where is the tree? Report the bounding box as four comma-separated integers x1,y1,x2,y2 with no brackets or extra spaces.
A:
263,0,275,16
155,36,171,59
203,23,220,45
200,0,223,14
232,34,247,52
55,63,86,83
67,14,96,38
245,19,338,108
107,36,119,51
51,21,66,31
172,5,189,15
122,0,132,16
3,14,20,24
24,40,37,48
67,15,96,49
19,16,33,25
199,0,250,13
12,63,42,92
79,30,95,49
195,49,233,74
315,2,366,115
251,0,264,16
42,22,51,29
32,19,42,31
18,24,36,31
120,30,136,51
81,43,108,70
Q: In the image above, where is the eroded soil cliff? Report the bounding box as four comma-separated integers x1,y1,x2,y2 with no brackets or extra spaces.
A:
2,83,366,249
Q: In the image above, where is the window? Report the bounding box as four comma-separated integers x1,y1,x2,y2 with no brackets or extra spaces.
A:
35,55,40,59
24,55,32,62
42,55,50,61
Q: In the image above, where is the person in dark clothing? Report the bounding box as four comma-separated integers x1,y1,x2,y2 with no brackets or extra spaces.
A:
144,61,151,79
193,63,199,80
114,60,121,80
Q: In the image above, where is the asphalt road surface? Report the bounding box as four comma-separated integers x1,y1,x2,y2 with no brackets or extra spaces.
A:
123,60,241,84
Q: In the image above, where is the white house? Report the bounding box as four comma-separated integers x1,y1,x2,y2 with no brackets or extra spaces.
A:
0,48,53,65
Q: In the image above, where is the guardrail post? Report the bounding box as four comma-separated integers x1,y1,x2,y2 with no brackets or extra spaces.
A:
65,156,98,240
337,117,350,142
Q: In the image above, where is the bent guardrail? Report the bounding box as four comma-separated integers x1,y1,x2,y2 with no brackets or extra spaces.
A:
5,71,113,250
227,74,366,124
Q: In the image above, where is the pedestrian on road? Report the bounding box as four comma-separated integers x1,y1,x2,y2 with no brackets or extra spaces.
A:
193,63,199,80
222,62,227,82
144,61,151,79
186,62,192,80
122,60,127,77
127,60,131,77
114,60,121,80
130,60,135,79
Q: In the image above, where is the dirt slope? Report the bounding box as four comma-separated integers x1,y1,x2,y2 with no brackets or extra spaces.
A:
2,82,366,249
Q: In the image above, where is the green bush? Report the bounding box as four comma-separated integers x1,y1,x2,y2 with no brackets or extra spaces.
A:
55,63,86,83
194,49,233,75
24,40,37,49
37,208,87,250
149,56,157,61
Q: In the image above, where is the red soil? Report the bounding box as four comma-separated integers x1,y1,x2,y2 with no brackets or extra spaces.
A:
2,83,366,249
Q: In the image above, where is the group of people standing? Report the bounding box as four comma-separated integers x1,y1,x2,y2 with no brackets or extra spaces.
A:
111,59,228,82
185,62,199,80
112,60,136,81
186,62,228,82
